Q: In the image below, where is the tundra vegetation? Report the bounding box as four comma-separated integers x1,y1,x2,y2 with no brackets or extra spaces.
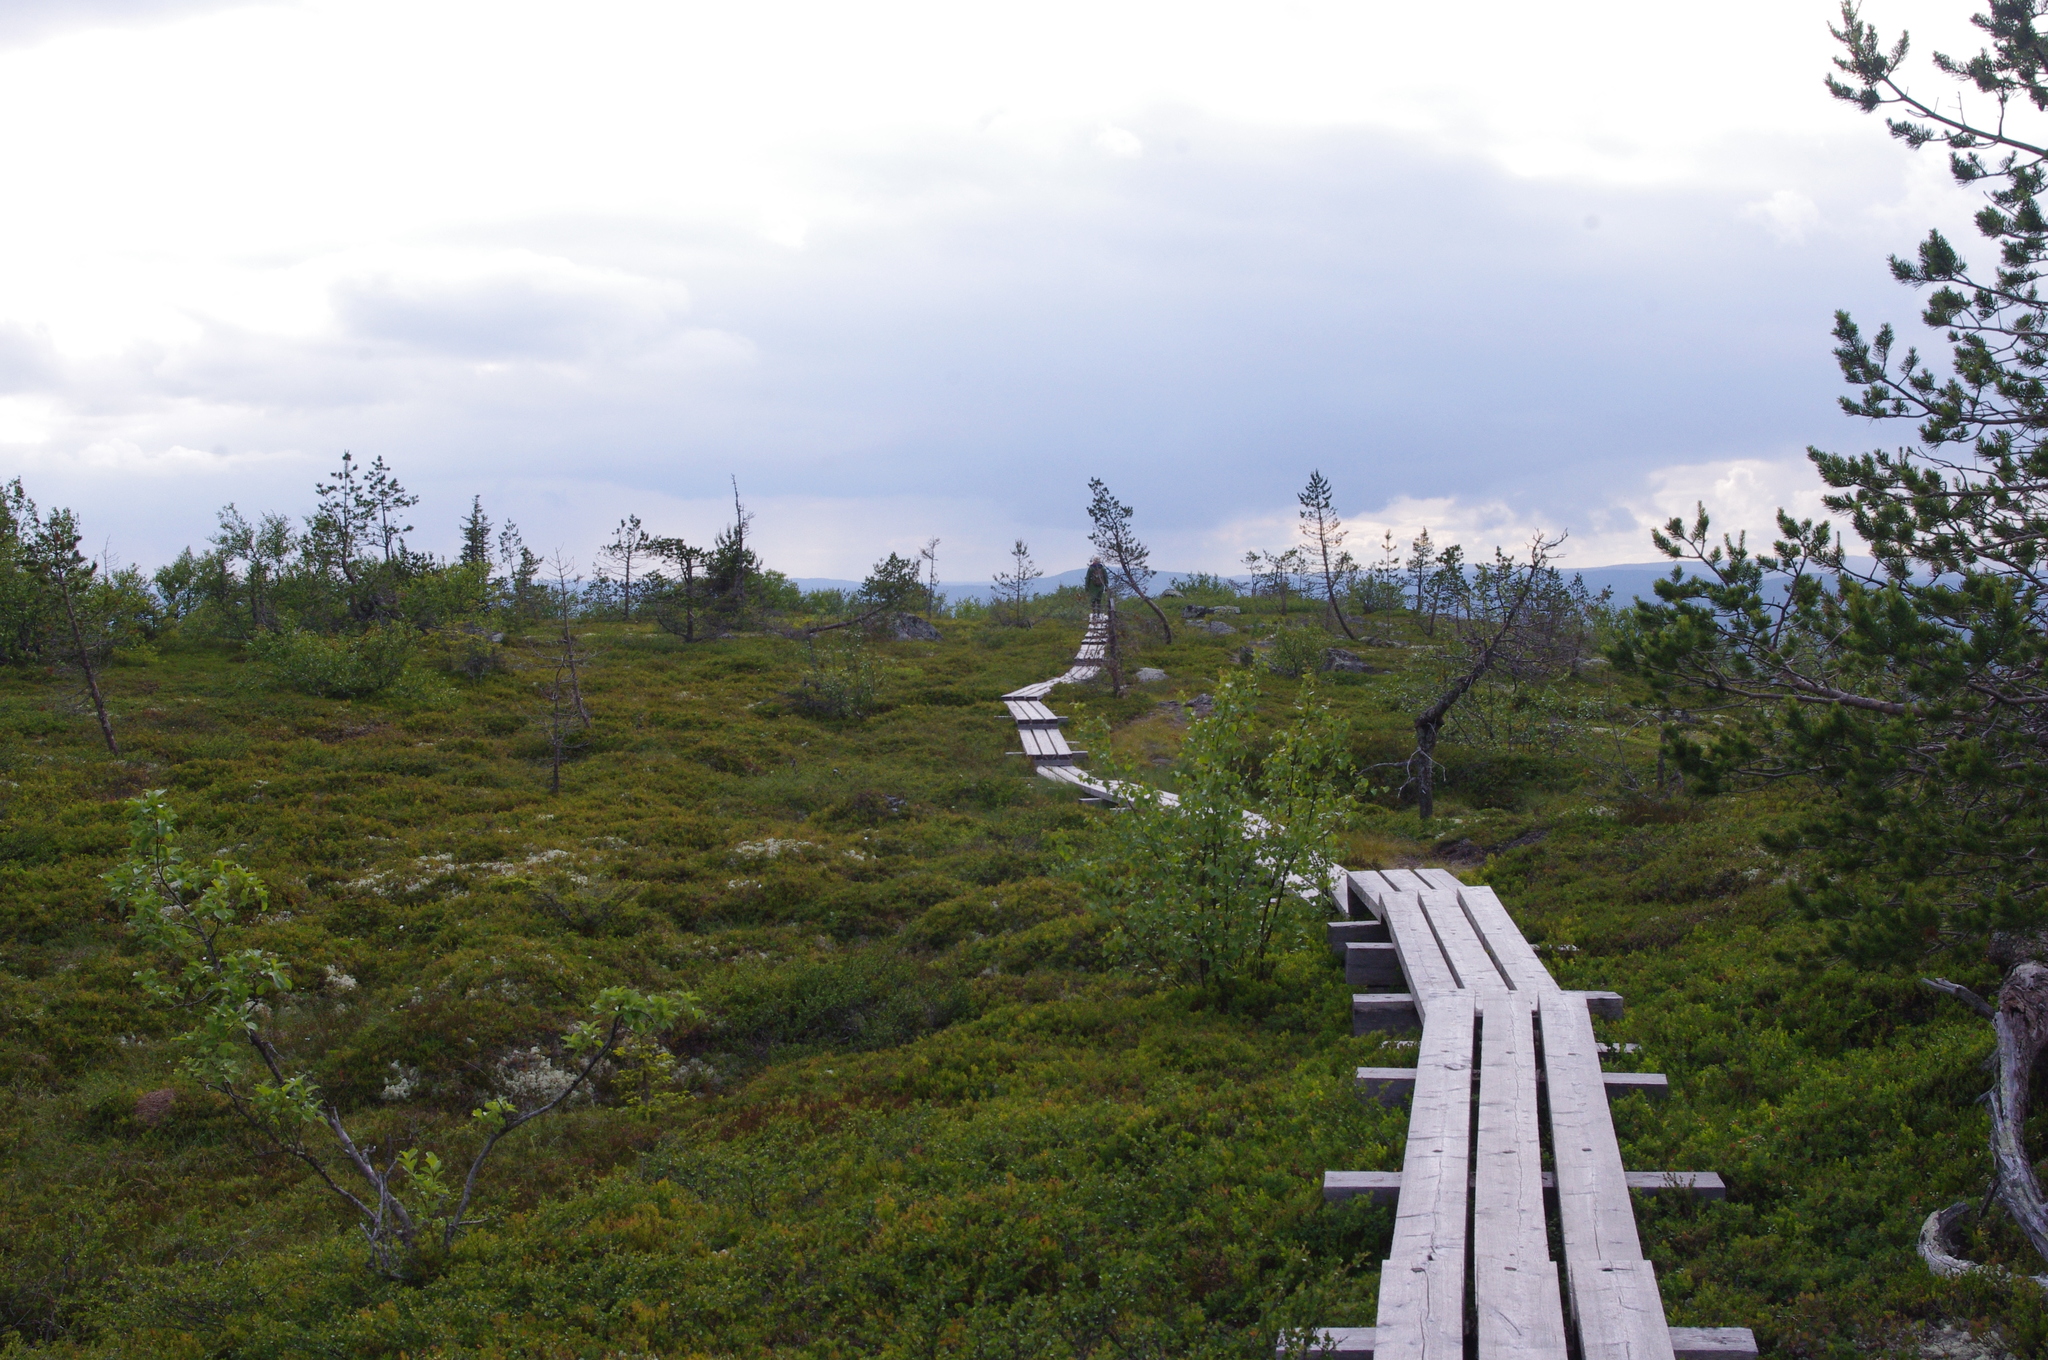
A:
0,460,2039,1356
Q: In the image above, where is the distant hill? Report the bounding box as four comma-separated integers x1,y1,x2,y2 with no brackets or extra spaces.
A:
794,561,1723,608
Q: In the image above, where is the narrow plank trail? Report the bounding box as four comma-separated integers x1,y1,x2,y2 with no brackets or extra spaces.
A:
999,613,1759,1360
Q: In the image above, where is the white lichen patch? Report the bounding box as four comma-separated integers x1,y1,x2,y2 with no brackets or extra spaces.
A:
345,847,575,897
732,839,819,860
492,1047,588,1107
381,1062,421,1101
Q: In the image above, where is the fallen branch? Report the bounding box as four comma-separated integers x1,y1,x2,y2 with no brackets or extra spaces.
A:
1922,976,1996,1019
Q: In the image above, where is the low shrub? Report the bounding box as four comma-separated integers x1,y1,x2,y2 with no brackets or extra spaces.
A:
248,624,420,698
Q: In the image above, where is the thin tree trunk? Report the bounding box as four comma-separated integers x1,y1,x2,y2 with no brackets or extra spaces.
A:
1114,558,1172,642
1105,594,1124,697
558,614,591,729
56,575,118,756
1324,576,1359,641
1413,719,1437,821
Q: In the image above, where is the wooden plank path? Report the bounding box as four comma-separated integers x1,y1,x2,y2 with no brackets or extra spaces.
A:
989,616,1752,1358
1302,870,1754,1359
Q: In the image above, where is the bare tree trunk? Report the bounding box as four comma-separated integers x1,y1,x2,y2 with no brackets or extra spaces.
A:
56,574,117,756
1324,578,1359,641
1412,718,1438,821
1105,594,1125,697
1918,965,2048,1282
1113,558,1172,642
557,609,590,729
1993,963,2048,1262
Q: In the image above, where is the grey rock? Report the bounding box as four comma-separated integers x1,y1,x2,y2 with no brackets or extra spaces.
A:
1181,603,1242,620
1135,667,1168,683
1204,620,1237,636
1322,648,1372,674
889,613,942,641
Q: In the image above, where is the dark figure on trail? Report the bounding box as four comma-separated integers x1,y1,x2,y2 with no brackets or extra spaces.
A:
1084,557,1108,613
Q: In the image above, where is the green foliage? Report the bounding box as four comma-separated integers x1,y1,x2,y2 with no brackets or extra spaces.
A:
248,623,422,697
1064,671,1350,996
110,789,699,1280
1266,626,1326,679
1170,570,1241,603
1613,6,2048,966
794,637,879,718
0,591,2026,1352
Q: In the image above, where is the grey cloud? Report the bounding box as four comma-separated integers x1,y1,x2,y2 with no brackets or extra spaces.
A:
0,323,59,394
19,116,1926,574
331,270,689,363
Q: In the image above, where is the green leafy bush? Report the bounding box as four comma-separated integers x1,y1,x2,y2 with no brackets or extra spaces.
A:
248,623,420,697
1266,626,1327,678
1064,670,1351,998
793,639,877,719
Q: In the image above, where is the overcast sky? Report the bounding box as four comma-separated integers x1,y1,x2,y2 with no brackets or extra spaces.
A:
0,0,2005,578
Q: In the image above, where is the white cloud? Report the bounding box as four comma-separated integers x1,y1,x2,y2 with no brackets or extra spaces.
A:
1094,125,1144,158
1742,189,1822,244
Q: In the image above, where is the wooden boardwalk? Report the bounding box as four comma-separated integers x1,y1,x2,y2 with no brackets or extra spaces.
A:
1309,869,1754,1360
996,614,1755,1359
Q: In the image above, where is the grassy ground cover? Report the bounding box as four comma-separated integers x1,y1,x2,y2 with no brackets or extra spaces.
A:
0,604,2040,1357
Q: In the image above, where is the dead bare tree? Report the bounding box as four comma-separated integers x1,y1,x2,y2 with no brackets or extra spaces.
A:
1920,965,2048,1287
526,555,596,793
1402,532,1568,821
1086,478,1172,642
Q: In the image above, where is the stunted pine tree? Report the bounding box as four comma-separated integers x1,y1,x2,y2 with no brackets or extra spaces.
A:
460,497,493,568
1614,0,2048,1281
22,498,119,755
651,536,707,641
601,514,654,620
1086,478,1172,642
1298,470,1360,640
991,539,1043,626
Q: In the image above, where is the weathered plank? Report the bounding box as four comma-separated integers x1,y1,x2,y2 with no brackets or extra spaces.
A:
1330,865,1362,918
1274,1327,1376,1358
1417,887,1507,992
1322,1170,1402,1204
1346,942,1404,987
1378,868,1430,894
1622,1171,1725,1200
1373,992,1474,1360
1540,989,1674,1360
1472,993,1569,1359
1354,1066,1415,1104
1602,1072,1670,1101
1366,887,1460,1020
1353,994,1421,1034
1421,872,1558,994
1571,1259,1677,1360
1003,699,1062,726
1668,1328,1759,1359
1326,1164,1727,1206
1344,870,1396,915
1571,990,1626,1019
1328,919,1390,953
